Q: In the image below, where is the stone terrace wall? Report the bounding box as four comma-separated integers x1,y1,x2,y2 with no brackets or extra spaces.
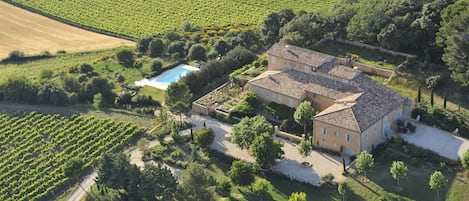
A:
335,58,394,78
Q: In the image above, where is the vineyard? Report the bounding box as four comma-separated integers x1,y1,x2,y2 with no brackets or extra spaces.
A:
9,0,339,38
0,112,144,201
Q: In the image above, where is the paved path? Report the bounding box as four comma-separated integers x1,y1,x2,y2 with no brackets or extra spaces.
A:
188,113,345,186
400,121,469,161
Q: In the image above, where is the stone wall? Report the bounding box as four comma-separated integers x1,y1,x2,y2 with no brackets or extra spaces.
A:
336,58,393,78
274,126,303,143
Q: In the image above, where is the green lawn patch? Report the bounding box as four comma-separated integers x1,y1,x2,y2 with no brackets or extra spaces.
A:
313,40,406,70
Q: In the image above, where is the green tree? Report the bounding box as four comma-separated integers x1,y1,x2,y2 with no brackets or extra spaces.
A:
251,178,271,200
38,84,69,106
443,91,447,109
63,157,84,177
194,127,215,148
338,182,347,201
288,192,306,201
417,84,422,103
93,93,104,109
462,149,469,169
115,48,134,64
355,151,375,182
168,40,185,56
390,161,407,186
227,160,255,186
188,44,207,61
249,132,284,168
213,39,229,55
180,163,215,201
437,0,469,85
165,82,192,122
294,101,315,135
297,140,313,163
148,38,165,57
231,115,273,149
139,164,177,201
151,59,163,73
429,170,447,198
136,36,153,54
0,76,38,104
79,63,94,74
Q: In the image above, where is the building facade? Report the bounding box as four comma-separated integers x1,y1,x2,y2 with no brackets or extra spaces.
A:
248,43,413,156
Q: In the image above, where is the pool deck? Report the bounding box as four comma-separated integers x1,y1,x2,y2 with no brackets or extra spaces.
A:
134,64,198,90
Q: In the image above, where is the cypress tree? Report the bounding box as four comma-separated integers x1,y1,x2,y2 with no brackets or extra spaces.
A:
417,85,421,103
430,88,434,107
443,91,447,109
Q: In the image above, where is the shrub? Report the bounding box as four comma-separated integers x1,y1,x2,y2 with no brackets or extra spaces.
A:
5,50,25,62
79,63,94,74
115,48,134,64
188,44,207,61
215,179,232,197
251,178,271,200
227,160,255,186
170,150,182,159
151,59,163,73
407,122,416,133
393,136,404,146
194,127,215,148
320,173,335,187
39,69,54,80
463,150,469,169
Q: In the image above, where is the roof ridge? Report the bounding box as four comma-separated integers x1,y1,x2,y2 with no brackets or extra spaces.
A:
315,103,351,117
348,106,361,133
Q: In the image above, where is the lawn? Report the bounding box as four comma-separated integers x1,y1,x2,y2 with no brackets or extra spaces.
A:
9,0,339,38
313,40,406,70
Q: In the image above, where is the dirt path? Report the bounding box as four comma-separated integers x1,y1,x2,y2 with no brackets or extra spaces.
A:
0,1,134,59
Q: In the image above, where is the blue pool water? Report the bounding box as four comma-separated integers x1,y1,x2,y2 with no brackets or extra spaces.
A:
155,67,193,84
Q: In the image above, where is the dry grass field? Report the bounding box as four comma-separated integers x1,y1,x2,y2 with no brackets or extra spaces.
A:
0,2,134,59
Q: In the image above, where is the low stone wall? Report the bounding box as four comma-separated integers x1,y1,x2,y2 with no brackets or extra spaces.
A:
192,102,210,115
336,58,393,78
274,126,303,143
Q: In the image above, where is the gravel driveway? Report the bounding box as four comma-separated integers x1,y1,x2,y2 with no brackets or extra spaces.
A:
188,113,346,186
400,121,469,161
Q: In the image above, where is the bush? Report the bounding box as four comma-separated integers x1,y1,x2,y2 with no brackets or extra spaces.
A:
5,50,25,62
393,136,404,146
407,122,416,133
463,150,469,169
194,127,215,148
215,179,232,197
115,48,134,64
79,63,94,74
151,59,163,73
320,173,335,187
188,44,207,61
251,178,271,200
39,69,54,80
228,160,255,186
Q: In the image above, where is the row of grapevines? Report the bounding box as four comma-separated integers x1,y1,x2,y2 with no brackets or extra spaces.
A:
0,112,144,201
11,0,338,38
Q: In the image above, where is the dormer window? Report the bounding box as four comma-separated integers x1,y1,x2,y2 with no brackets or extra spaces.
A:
311,66,317,72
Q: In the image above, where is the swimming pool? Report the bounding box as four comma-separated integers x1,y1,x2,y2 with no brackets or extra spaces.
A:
134,64,199,90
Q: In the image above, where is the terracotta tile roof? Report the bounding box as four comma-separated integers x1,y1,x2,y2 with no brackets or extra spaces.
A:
328,65,361,80
315,74,408,132
267,43,335,67
248,70,359,100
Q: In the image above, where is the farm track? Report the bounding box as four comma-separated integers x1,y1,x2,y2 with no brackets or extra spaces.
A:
0,1,134,59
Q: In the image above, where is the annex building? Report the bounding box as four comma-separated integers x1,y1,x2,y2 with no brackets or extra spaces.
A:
248,43,413,156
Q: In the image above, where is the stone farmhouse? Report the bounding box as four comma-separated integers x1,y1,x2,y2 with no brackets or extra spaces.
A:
248,43,413,156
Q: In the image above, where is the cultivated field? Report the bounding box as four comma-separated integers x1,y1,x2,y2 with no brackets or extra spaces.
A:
0,112,144,201
0,1,134,59
10,0,339,38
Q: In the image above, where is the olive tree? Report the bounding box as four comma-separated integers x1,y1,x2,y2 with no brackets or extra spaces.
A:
355,151,375,182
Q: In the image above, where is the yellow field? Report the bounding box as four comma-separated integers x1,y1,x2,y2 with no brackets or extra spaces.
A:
0,1,134,59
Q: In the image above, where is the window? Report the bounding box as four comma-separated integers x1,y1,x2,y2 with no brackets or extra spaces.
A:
271,57,276,64
277,94,283,102
334,131,339,137
346,134,352,142
311,66,317,72
264,90,271,97
322,128,327,135
289,98,294,107
316,102,320,108
364,132,368,139
304,66,308,73
322,139,327,147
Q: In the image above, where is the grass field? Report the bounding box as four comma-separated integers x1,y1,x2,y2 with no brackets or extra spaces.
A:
0,112,144,201
0,1,134,59
9,0,339,38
